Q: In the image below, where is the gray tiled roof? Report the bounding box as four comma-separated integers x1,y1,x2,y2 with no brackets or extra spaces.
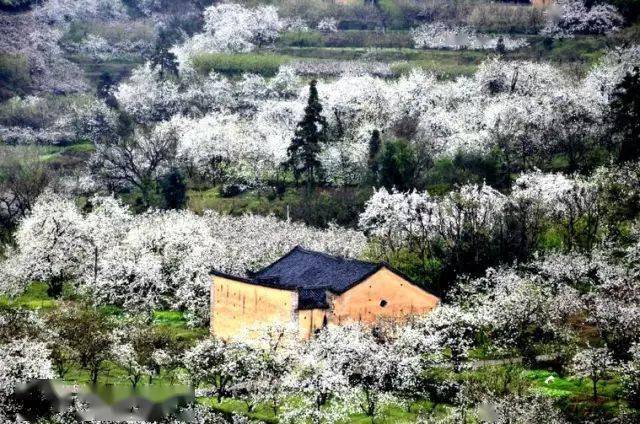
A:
251,246,379,293
212,246,415,310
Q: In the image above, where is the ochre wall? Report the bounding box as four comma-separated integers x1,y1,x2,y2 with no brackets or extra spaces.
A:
298,308,329,339
531,0,553,7
330,267,439,325
210,276,297,340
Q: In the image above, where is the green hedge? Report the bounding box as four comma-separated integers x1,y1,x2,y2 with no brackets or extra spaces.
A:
279,31,324,47
278,30,413,49
191,53,292,77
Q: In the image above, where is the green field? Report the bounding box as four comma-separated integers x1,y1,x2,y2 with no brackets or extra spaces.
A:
186,34,612,80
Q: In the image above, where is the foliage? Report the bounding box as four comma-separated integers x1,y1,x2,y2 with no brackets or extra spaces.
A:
90,123,179,206
47,303,115,384
0,53,30,100
112,318,175,388
610,67,640,162
0,339,54,419
376,139,418,192
0,0,38,11
0,146,51,235
571,347,617,400
160,167,188,209
286,80,327,191
191,53,291,77
623,343,640,408
542,0,624,38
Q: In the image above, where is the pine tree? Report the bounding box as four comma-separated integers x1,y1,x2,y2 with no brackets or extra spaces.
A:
160,167,187,210
368,129,381,182
368,129,381,167
496,36,506,55
151,27,179,80
611,67,640,163
286,80,327,192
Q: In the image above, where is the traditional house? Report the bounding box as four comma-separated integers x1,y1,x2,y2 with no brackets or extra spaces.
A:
210,246,440,339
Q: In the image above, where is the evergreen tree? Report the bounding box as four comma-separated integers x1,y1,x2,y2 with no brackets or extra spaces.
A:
496,36,506,55
97,71,120,108
151,27,179,80
377,139,417,191
286,80,327,192
368,130,381,162
160,167,187,209
611,67,640,163
368,129,381,180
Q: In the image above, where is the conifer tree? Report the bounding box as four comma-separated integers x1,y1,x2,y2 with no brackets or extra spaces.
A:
151,27,179,80
286,80,327,192
611,67,640,163
496,36,506,55
368,129,381,167
368,129,381,182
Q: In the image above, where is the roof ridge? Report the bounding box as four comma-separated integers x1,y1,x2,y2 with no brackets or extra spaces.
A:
295,245,378,266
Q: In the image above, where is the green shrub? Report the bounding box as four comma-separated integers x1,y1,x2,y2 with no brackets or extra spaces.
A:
379,0,405,29
279,31,323,47
192,53,292,77
289,186,372,229
423,151,507,193
390,59,478,79
511,36,608,68
323,30,413,48
376,138,418,192
0,53,30,100
383,248,443,293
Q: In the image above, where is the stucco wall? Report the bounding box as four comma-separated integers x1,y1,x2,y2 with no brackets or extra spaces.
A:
531,0,553,7
330,267,439,325
210,275,297,340
298,308,329,339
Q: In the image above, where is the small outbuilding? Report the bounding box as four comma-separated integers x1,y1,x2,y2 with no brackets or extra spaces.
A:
210,246,440,339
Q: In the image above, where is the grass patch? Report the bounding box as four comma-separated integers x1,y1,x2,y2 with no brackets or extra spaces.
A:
188,186,297,219
192,53,293,77
275,46,488,78
38,142,95,162
0,281,207,341
323,30,414,49
199,396,440,424
188,185,371,228
0,281,75,310
0,282,58,309
279,31,324,47
391,59,479,78
509,35,611,76
153,310,188,327
524,369,622,401
201,398,278,423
